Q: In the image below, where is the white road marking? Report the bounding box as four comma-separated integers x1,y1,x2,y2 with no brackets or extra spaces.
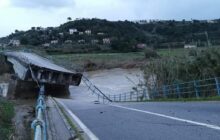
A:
56,99,99,140
110,104,220,131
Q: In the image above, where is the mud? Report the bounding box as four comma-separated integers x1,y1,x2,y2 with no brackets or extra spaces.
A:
84,68,145,95
12,100,35,140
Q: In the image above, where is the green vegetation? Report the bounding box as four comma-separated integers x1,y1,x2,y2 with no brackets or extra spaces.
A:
1,18,220,53
49,52,145,71
0,98,14,140
144,47,220,89
145,96,220,102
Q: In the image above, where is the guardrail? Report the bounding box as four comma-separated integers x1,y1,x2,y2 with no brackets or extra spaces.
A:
31,85,47,140
82,76,112,103
108,77,220,102
108,89,148,102
149,77,220,99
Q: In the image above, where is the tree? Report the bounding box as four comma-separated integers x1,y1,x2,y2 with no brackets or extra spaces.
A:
67,17,72,22
15,29,19,33
20,37,29,45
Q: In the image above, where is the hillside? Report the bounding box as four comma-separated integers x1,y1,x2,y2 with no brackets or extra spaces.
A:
1,18,220,52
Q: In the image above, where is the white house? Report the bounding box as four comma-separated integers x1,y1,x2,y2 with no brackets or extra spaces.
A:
51,40,58,44
184,44,197,49
103,38,111,44
9,39,20,46
42,43,50,47
64,40,73,44
97,32,105,36
78,39,85,44
69,29,78,35
79,32,84,35
59,32,64,36
85,30,92,35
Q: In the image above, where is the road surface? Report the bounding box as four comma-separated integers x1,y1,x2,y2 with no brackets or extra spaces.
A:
57,85,220,140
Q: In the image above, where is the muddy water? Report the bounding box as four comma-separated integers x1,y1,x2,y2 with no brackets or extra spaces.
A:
83,68,144,95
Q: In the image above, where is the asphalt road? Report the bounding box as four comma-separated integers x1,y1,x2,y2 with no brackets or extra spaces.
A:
57,86,220,140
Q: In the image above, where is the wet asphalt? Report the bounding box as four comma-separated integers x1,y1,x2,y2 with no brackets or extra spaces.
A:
58,69,220,140
58,97,220,140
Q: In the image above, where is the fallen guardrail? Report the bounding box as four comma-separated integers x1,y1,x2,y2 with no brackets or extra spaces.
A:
108,89,148,102
31,85,47,140
82,76,112,103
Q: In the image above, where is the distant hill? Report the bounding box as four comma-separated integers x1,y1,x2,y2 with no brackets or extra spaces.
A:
1,18,220,52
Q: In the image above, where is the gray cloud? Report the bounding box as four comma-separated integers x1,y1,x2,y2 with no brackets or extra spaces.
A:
10,0,75,8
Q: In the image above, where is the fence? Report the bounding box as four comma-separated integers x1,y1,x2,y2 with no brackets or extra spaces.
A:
31,85,47,140
108,89,148,102
82,76,112,103
107,77,220,102
149,77,220,99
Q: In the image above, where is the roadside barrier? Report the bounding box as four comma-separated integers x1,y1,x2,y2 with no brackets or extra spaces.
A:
82,76,112,103
109,77,220,102
31,85,47,140
148,77,220,99
108,89,148,102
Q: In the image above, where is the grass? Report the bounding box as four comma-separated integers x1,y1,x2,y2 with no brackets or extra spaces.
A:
0,98,14,140
157,48,189,57
145,96,220,102
48,52,145,71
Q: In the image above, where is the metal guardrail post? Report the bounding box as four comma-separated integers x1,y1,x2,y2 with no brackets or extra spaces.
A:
163,85,168,98
176,84,181,98
143,89,147,100
136,93,138,102
194,80,200,98
215,77,220,96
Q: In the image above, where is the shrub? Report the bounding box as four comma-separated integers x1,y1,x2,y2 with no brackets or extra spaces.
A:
144,48,159,59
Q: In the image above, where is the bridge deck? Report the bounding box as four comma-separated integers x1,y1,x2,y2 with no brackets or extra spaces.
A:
3,51,82,86
4,51,73,74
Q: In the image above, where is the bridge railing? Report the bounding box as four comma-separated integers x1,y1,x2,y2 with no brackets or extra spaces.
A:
31,85,47,140
149,77,220,99
108,89,148,102
108,77,220,102
82,76,112,103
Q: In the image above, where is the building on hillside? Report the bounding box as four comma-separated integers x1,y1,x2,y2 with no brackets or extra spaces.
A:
64,40,73,44
136,43,147,49
184,44,197,49
103,38,111,44
91,39,99,44
207,20,217,24
42,43,50,47
9,39,20,47
97,32,105,36
85,30,92,35
69,29,78,35
79,32,84,35
78,39,85,44
51,40,58,44
59,32,64,36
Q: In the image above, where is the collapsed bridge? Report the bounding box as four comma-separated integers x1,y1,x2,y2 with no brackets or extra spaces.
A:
2,51,82,98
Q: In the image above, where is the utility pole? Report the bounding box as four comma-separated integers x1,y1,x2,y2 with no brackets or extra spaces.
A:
205,31,211,47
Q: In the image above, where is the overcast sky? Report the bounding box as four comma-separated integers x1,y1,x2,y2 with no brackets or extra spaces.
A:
0,0,220,37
